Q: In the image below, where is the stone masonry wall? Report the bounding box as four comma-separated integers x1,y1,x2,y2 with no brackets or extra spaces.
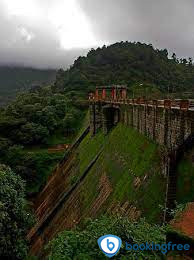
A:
90,102,194,151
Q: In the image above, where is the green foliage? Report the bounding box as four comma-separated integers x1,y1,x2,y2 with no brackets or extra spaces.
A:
15,122,49,145
54,42,194,97
0,86,85,146
129,83,162,99
0,137,12,156
2,145,65,194
169,202,186,218
0,85,87,195
63,107,83,134
0,165,33,259
47,216,166,259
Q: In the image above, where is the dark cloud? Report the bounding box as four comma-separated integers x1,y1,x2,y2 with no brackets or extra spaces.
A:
78,0,194,58
0,0,194,69
0,1,88,69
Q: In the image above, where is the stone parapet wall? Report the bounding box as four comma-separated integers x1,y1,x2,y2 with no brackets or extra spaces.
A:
90,101,194,150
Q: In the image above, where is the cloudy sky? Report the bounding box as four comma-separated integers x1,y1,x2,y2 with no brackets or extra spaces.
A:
0,0,194,69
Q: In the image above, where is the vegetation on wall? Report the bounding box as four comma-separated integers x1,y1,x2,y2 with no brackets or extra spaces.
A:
76,124,165,223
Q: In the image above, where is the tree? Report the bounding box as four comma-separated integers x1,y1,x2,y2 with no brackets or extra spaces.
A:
63,108,82,134
188,57,193,66
53,69,65,92
160,48,168,58
14,122,49,145
0,137,12,157
0,84,87,196
48,216,166,259
53,41,194,95
0,165,33,259
172,53,178,63
180,58,187,65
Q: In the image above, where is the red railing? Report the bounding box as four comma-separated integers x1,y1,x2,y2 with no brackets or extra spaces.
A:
89,93,193,111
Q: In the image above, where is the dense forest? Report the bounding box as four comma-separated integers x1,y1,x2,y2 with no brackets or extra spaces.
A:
0,66,56,105
0,86,87,195
54,42,194,98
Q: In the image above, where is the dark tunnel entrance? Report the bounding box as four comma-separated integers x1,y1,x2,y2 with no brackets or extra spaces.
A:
103,106,121,134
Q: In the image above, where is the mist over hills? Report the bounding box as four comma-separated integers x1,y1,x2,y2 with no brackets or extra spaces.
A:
0,66,56,105
0,41,194,107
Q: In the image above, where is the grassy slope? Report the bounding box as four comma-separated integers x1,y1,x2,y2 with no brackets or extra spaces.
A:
76,123,165,223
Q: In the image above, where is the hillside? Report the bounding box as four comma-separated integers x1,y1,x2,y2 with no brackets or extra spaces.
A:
54,42,194,98
0,66,56,105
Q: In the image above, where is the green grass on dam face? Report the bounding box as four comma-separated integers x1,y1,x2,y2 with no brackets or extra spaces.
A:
77,123,165,223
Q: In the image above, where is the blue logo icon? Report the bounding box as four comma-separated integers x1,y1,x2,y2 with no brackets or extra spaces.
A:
98,234,122,258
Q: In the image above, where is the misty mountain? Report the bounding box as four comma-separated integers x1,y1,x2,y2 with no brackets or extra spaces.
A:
0,66,56,105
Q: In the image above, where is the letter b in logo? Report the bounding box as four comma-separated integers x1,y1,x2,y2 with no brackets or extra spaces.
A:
107,239,115,251
98,235,122,258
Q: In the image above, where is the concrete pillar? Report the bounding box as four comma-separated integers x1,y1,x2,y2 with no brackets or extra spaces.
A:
88,93,93,101
164,100,172,109
89,103,96,135
179,110,185,147
180,100,189,111
137,106,140,131
102,88,106,99
131,105,134,127
128,105,133,127
122,88,127,99
89,102,103,136
111,88,114,100
164,109,169,147
152,101,157,140
144,103,147,135
124,108,128,125
119,89,122,100
126,107,129,126
111,88,117,100
139,106,145,134
95,89,99,101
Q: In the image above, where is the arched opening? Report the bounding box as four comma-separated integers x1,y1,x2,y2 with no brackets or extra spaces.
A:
103,106,121,134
